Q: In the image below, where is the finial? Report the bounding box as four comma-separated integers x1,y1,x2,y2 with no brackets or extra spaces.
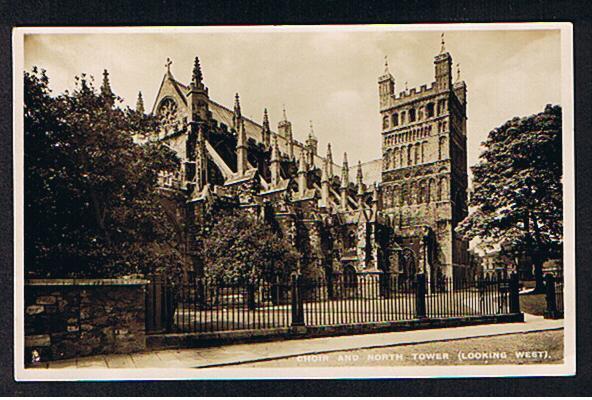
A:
192,56,203,85
405,81,408,92
263,108,269,127
343,152,349,166
309,120,315,138
234,93,241,114
282,104,287,121
136,91,145,114
384,55,389,74
165,58,173,74
327,143,332,156
440,32,446,53
101,69,112,96
456,63,461,82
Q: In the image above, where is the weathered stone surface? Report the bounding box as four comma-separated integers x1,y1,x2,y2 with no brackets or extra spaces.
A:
36,295,57,305
26,305,44,315
25,334,51,347
25,281,147,363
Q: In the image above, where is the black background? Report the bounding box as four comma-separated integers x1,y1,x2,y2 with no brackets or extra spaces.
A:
1,0,591,396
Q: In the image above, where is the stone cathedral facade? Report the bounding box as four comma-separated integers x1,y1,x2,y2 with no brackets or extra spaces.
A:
139,41,472,285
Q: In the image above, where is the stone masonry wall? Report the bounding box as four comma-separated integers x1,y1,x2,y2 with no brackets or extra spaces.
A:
24,279,147,364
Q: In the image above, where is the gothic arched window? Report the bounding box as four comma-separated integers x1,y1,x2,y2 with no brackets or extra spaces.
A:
409,108,416,122
383,115,389,130
157,97,179,132
392,113,399,127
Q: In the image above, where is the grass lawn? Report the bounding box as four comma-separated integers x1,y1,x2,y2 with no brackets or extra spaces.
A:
520,293,547,316
239,329,564,367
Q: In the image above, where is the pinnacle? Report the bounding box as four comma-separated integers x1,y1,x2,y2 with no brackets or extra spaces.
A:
100,69,113,96
282,105,288,121
192,56,203,85
234,93,241,114
136,91,145,114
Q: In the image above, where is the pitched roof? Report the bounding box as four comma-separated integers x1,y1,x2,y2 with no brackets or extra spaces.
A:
349,159,383,185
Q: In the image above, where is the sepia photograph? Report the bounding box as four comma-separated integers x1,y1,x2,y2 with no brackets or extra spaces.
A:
13,23,574,380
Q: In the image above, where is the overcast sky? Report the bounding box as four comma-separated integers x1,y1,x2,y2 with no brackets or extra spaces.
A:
24,27,562,181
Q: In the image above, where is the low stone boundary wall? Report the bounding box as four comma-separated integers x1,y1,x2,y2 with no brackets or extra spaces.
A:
25,278,148,363
147,313,525,350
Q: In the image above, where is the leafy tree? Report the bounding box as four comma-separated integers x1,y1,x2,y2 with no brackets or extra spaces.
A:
198,206,298,285
25,67,187,278
457,105,562,292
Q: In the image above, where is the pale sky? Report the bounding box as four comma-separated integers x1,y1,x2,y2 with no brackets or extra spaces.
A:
24,27,562,182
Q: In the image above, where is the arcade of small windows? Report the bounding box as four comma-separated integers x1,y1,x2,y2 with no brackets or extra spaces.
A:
383,141,428,170
382,101,440,131
381,176,449,208
385,125,433,146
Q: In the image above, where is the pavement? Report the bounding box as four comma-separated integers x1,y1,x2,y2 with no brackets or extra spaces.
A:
31,313,563,369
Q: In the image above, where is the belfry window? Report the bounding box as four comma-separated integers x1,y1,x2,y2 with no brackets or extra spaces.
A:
426,102,435,118
392,112,399,127
409,109,416,122
383,115,389,130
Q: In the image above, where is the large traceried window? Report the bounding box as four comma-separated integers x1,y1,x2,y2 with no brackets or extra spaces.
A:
157,97,179,132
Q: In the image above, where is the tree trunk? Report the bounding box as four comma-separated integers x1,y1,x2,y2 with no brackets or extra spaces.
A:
530,213,547,294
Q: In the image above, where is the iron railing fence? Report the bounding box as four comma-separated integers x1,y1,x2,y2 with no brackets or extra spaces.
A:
425,276,511,318
299,273,416,326
544,273,564,319
146,272,520,334
146,276,293,333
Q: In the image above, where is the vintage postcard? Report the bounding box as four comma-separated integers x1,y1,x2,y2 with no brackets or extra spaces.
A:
13,23,574,380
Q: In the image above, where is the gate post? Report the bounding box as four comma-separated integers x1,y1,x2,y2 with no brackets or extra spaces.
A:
247,282,256,310
544,273,559,319
415,273,427,319
509,272,520,314
291,274,304,326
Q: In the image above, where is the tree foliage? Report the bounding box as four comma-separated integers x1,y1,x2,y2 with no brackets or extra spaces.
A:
25,67,187,278
198,206,299,284
457,104,562,290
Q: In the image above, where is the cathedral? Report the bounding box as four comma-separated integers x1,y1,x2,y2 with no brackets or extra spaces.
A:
139,37,471,286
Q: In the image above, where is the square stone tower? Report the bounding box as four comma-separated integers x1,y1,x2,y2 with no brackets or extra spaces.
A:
378,43,469,281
